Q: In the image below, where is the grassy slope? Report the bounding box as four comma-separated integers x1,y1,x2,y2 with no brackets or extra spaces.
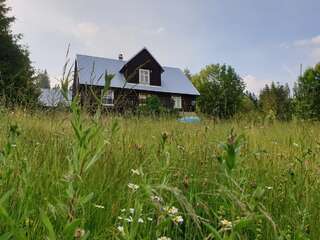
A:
0,110,319,239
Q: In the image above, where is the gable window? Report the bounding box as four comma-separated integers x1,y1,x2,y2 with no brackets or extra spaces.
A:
139,69,150,85
172,96,182,109
101,89,114,106
139,93,148,105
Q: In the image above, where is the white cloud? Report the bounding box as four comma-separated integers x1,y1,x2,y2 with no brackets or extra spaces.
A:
243,75,272,94
73,22,100,39
294,35,320,47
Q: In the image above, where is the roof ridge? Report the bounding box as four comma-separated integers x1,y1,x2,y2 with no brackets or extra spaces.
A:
76,54,126,62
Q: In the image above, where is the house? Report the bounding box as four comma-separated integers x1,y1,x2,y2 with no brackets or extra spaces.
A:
38,88,72,107
72,48,200,112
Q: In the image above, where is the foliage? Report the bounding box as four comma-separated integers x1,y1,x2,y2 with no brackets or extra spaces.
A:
293,63,320,120
1,111,320,239
35,69,50,89
138,95,161,115
183,68,192,81
0,0,39,106
259,82,292,121
192,64,245,118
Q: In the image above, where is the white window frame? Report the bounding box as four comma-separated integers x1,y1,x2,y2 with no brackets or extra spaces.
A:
139,93,148,106
172,96,182,109
139,69,150,85
101,89,114,106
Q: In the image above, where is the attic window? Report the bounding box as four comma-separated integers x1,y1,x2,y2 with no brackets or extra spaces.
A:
139,69,150,85
101,89,114,106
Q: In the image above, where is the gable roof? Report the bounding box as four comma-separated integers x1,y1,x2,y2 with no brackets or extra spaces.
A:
76,53,200,96
119,47,164,73
39,89,72,107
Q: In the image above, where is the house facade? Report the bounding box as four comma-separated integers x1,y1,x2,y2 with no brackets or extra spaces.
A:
72,48,200,112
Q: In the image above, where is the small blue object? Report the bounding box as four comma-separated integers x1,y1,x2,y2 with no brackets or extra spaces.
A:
178,116,201,123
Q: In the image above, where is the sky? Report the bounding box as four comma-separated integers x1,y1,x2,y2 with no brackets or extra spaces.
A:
6,0,320,94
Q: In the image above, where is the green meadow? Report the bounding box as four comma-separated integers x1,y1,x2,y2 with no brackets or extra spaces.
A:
0,108,319,239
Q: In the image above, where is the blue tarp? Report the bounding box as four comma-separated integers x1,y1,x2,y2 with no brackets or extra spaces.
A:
178,116,201,123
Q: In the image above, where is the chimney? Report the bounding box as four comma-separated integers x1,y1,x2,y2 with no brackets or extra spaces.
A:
118,53,124,61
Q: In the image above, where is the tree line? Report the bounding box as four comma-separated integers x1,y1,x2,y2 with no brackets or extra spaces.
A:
184,62,320,120
1,0,320,120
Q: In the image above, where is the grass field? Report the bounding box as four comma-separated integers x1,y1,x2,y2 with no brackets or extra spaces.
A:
0,107,319,239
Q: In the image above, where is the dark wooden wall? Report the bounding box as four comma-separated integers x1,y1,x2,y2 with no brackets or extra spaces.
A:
77,85,197,112
120,49,163,86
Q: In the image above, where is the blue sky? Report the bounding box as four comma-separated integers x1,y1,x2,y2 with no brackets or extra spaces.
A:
7,0,320,94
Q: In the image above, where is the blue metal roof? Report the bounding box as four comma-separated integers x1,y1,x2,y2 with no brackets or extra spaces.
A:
76,53,200,96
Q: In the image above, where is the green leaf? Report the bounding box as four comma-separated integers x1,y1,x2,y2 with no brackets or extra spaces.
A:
0,233,12,240
203,223,223,240
63,219,82,238
40,210,56,240
79,192,94,205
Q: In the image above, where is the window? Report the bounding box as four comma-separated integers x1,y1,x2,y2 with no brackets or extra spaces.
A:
139,93,148,105
172,96,182,109
139,69,150,85
101,90,114,106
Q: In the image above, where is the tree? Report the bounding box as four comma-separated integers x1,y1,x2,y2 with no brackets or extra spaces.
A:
192,64,245,118
259,82,292,120
293,63,320,120
36,69,50,89
183,68,192,81
0,0,39,105
239,91,258,113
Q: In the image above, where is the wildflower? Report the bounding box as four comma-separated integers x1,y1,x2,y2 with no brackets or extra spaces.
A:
124,216,133,222
129,208,135,214
147,217,153,221
172,215,184,224
128,183,139,192
266,186,273,190
138,218,144,223
293,142,299,147
167,206,178,215
93,204,105,209
117,225,124,234
118,216,123,220
131,169,141,176
220,219,233,231
158,236,171,240
74,228,85,238
121,208,126,213
151,195,162,203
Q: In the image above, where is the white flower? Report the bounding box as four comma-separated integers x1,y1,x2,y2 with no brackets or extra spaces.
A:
93,204,105,209
131,169,141,176
168,206,178,215
157,236,171,240
293,142,299,147
138,218,144,223
266,186,273,190
147,217,153,221
151,195,162,203
117,225,124,233
121,208,126,213
124,216,133,222
128,183,139,192
129,208,135,214
172,215,184,224
118,216,123,220
220,219,232,231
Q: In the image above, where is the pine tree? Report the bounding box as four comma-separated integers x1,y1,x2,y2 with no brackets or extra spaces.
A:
0,0,39,106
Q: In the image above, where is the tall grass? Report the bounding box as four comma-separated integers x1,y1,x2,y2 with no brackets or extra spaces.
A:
0,107,319,239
